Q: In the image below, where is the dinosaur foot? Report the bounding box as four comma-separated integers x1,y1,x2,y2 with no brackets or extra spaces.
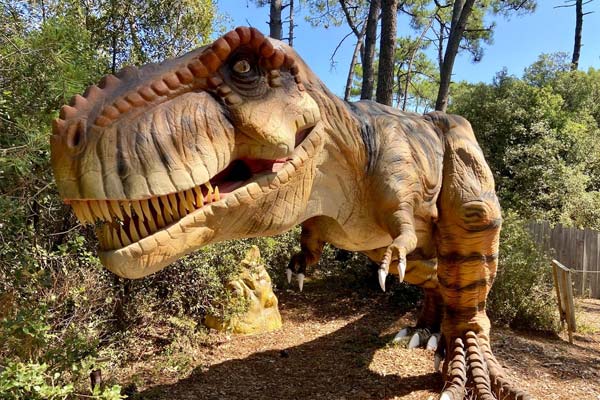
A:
440,331,530,400
393,327,441,351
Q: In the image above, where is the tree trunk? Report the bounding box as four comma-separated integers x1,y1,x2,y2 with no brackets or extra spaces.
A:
571,0,583,70
270,0,283,40
434,0,475,112
360,0,380,100
288,0,295,46
376,0,397,106
345,23,367,101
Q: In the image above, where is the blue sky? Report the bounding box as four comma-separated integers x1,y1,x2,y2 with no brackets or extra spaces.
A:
217,1,600,97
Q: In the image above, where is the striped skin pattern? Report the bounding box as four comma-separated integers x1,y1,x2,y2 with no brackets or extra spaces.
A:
50,27,530,400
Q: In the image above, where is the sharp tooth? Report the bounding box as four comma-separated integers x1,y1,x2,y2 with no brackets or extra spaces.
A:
146,214,158,232
122,201,132,218
71,202,87,224
109,200,124,220
141,200,157,231
141,200,153,220
119,227,131,246
129,222,140,242
132,200,144,220
90,201,105,221
214,186,220,201
160,196,174,223
177,192,189,214
112,226,122,249
98,201,113,221
81,201,95,224
151,197,161,213
138,220,149,237
160,195,172,215
205,191,213,203
205,182,213,194
185,189,195,210
150,197,166,228
193,187,204,207
167,194,180,219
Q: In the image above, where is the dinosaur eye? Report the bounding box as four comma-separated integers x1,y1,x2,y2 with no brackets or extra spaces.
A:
233,59,251,74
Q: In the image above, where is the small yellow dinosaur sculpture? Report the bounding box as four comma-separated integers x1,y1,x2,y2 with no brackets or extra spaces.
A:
204,246,282,334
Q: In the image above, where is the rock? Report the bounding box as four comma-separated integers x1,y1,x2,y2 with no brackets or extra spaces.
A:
204,246,282,334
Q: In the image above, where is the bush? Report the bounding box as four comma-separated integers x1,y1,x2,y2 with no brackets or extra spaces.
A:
487,212,560,332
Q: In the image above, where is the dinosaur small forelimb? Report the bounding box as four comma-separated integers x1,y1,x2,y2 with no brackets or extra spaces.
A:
379,231,417,291
286,220,325,292
378,207,418,291
286,253,307,291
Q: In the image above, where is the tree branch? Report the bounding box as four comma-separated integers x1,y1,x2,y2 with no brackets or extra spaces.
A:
339,0,362,38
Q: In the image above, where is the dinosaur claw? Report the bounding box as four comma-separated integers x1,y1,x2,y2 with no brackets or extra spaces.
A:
297,273,304,292
426,333,440,351
439,391,452,400
286,268,292,284
393,327,409,342
408,332,420,349
378,268,387,292
398,255,406,283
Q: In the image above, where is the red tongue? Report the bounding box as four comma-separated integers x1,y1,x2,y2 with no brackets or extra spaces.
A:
243,158,288,173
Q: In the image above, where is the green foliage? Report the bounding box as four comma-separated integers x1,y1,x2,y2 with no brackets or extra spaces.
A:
450,55,600,229
0,361,124,400
0,362,74,400
123,230,299,321
0,1,221,397
488,213,559,332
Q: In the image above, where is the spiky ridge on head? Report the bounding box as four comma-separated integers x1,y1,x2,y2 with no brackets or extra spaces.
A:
52,27,304,145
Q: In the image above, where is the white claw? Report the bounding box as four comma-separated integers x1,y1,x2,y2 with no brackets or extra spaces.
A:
408,332,420,349
286,268,293,284
393,328,409,342
398,255,406,283
434,353,443,372
297,273,305,292
440,391,452,400
426,334,440,351
378,268,387,292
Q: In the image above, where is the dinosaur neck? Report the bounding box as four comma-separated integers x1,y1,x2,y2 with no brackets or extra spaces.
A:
301,82,369,222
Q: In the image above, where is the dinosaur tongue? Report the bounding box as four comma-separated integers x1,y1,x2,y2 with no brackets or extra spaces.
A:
244,158,289,173
211,158,289,195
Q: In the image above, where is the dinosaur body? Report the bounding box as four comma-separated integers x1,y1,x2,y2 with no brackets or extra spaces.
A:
51,27,529,400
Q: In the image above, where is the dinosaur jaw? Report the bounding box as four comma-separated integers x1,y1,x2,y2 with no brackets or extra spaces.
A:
92,122,323,279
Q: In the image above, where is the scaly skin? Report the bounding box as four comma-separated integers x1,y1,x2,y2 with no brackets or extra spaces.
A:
50,27,530,400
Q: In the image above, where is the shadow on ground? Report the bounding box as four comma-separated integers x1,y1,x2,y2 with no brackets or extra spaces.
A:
136,284,442,400
132,283,600,400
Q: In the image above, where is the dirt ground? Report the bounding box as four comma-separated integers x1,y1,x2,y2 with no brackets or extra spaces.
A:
130,282,600,400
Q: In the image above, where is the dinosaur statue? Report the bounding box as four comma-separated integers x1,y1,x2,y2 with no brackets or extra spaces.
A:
204,246,282,334
51,27,530,400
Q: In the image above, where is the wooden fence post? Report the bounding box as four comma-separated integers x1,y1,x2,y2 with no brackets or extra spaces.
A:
551,260,577,344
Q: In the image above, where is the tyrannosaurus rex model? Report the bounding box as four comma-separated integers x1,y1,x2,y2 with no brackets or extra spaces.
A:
51,27,530,400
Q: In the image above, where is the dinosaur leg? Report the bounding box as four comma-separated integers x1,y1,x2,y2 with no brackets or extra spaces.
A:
286,219,324,291
434,114,529,400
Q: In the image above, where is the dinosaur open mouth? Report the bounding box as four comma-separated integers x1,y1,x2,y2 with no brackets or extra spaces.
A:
67,124,316,251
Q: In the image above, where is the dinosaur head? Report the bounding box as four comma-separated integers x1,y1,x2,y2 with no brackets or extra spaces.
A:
51,27,325,278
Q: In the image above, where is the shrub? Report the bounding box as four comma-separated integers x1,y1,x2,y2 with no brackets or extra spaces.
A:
488,212,560,332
